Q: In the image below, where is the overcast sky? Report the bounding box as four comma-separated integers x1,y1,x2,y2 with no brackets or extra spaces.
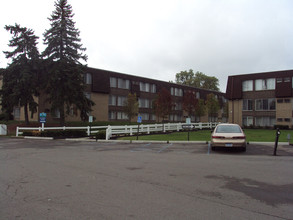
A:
1,0,293,92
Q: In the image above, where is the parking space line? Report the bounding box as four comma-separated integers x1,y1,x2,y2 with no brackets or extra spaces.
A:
158,143,173,153
130,143,152,152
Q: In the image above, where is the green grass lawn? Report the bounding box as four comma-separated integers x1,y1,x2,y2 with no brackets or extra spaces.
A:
119,129,293,142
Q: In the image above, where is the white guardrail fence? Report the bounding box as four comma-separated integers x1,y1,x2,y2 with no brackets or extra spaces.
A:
16,122,219,140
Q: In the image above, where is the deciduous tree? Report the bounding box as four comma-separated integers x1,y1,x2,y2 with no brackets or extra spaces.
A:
182,90,198,117
175,69,220,91
153,88,173,122
123,93,139,122
206,93,220,121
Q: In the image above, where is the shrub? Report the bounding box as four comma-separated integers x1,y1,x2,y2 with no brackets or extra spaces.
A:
96,130,106,139
23,130,87,138
274,125,289,130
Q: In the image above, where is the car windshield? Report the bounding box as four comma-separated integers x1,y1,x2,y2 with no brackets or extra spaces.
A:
215,125,242,133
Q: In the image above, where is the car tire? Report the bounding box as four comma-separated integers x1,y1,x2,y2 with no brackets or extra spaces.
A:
211,146,216,151
242,147,246,152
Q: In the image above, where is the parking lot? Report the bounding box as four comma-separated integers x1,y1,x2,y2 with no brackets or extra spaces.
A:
1,137,293,219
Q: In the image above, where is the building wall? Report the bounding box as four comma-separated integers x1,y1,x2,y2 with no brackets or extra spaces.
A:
276,98,293,126
226,70,293,127
228,100,242,125
91,93,109,121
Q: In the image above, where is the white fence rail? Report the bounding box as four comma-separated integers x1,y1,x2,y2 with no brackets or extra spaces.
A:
16,125,108,137
105,122,218,140
16,122,219,139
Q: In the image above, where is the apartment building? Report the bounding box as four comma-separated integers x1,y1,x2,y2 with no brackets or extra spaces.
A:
226,70,293,128
2,67,227,123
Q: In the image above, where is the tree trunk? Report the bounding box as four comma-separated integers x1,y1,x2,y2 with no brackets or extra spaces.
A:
24,103,29,125
59,104,65,126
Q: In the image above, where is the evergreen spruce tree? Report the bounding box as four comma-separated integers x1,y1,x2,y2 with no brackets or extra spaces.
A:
2,24,40,124
43,0,93,125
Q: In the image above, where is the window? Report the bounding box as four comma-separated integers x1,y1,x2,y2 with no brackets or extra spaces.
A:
13,107,20,119
110,77,117,87
150,114,156,121
174,103,182,110
277,118,283,122
285,99,291,103
284,77,290,82
150,84,156,93
277,78,282,83
171,87,183,96
117,96,126,106
255,99,275,110
84,73,92,84
118,78,130,89
255,78,275,90
255,117,275,127
139,113,149,121
196,92,200,99
243,99,253,111
285,118,291,122
109,95,116,106
138,98,150,108
117,112,128,120
242,80,253,91
140,83,156,93
52,109,60,118
243,116,253,126
277,99,283,103
84,92,91,100
169,114,182,122
109,111,116,120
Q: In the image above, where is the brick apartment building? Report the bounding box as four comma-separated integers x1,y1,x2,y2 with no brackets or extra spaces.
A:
3,67,227,123
226,70,293,128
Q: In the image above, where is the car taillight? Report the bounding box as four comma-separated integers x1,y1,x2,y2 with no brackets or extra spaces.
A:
233,136,246,139
212,136,225,139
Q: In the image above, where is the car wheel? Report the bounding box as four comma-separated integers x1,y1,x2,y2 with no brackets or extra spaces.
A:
242,147,246,152
211,146,216,151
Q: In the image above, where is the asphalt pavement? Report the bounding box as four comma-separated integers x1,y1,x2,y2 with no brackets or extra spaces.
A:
1,137,293,220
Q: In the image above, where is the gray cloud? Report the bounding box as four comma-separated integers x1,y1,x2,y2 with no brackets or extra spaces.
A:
1,0,293,92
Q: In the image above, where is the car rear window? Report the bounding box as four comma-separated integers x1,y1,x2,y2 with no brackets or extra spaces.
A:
216,125,242,133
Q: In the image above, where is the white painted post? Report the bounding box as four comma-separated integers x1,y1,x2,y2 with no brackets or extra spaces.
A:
16,127,19,137
87,126,90,136
147,125,150,134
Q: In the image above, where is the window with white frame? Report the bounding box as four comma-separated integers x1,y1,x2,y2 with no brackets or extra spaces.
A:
140,82,155,93
117,112,128,120
139,113,149,121
242,80,253,91
150,84,156,93
108,111,116,120
171,87,183,96
117,96,126,106
84,73,92,84
13,107,20,119
110,77,117,88
150,114,156,121
109,95,116,106
255,116,275,127
174,103,182,110
118,78,130,89
196,92,200,99
138,98,150,108
243,116,253,126
243,99,253,111
52,109,60,118
84,92,91,100
255,78,275,91
255,98,275,110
